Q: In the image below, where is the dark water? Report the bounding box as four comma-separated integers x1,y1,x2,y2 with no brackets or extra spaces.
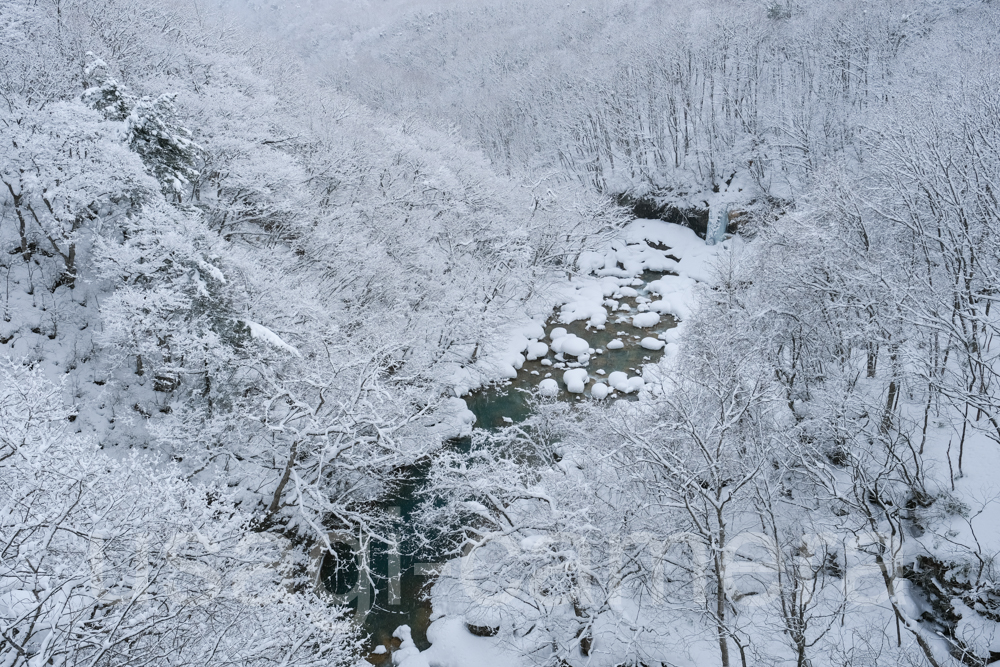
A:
320,446,463,661
326,270,676,663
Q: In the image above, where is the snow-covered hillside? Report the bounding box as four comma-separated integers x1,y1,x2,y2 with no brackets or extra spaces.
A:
4,1,1000,666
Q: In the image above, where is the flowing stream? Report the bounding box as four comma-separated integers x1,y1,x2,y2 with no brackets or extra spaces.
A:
325,270,676,663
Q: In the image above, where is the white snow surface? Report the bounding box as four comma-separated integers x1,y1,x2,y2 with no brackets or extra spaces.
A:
562,368,589,393
640,337,665,350
525,341,548,361
607,371,629,392
551,334,589,357
631,311,660,328
626,375,645,393
392,625,429,667
392,618,521,667
537,378,559,397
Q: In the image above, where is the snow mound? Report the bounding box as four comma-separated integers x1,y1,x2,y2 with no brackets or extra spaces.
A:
392,625,428,667
538,378,559,397
551,333,589,357
608,371,629,392
518,320,545,340
590,383,610,400
558,282,610,327
632,312,660,328
562,368,589,393
640,337,665,350
496,364,517,379
606,339,625,350
520,535,549,550
525,341,548,361
408,617,522,667
549,327,567,340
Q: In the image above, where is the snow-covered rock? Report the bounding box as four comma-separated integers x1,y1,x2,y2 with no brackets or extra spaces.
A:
538,378,559,396
411,617,521,667
551,333,590,357
632,312,660,328
497,363,517,379
608,371,629,392
590,383,610,399
525,341,549,361
626,376,645,393
562,368,589,393
606,339,625,350
392,626,428,667
640,337,665,350
519,320,545,340
663,327,682,343
549,327,568,340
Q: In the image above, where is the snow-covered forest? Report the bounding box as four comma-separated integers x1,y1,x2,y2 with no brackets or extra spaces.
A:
3,0,1000,665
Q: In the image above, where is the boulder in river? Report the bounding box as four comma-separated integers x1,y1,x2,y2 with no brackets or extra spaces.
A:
632,312,660,328
562,368,589,393
640,337,665,350
538,378,559,396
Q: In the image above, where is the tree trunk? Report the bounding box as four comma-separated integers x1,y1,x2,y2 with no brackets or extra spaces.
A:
881,380,898,433
714,508,731,667
266,440,298,522
866,342,878,378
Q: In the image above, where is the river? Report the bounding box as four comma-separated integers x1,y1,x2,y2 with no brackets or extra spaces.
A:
319,269,678,663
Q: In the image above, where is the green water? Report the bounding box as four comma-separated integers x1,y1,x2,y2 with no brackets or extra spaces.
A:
330,270,676,662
